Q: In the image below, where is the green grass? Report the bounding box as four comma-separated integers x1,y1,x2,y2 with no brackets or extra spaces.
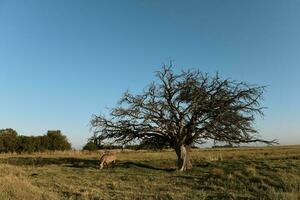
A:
0,146,299,200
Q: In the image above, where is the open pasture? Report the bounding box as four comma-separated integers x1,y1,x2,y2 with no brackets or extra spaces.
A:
0,145,299,200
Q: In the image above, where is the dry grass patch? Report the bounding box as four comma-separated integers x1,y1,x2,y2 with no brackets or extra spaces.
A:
211,167,225,177
0,164,58,200
245,164,257,175
0,145,299,199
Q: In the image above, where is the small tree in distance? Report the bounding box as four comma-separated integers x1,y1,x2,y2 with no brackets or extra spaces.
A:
91,64,277,171
47,130,71,151
83,135,103,151
0,129,18,153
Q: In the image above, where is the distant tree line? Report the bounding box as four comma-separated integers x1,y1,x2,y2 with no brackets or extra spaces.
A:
82,136,173,151
212,143,237,148
0,129,71,153
82,137,198,151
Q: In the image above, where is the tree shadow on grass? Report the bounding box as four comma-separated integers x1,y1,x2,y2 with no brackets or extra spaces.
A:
0,157,99,169
0,157,175,172
117,161,175,172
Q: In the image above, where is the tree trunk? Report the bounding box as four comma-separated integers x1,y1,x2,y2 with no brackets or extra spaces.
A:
175,144,192,171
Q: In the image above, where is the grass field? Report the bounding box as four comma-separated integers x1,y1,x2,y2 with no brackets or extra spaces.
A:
0,145,299,200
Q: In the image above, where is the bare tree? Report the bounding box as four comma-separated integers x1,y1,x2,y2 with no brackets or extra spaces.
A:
91,64,276,171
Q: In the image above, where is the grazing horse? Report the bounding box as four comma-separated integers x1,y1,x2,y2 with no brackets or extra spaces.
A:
99,151,117,169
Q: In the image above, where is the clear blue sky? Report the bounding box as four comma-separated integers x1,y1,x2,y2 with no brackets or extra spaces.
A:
0,0,299,148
